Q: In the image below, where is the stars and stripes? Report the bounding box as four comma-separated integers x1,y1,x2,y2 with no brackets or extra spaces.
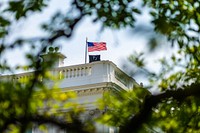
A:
87,42,107,52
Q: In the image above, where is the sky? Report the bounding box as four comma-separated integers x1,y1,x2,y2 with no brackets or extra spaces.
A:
2,0,173,85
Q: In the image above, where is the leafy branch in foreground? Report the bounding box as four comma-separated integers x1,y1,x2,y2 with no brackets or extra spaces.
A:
119,83,200,133
0,44,90,132
97,83,200,133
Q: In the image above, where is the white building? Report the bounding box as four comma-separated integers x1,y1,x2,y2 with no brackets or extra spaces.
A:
0,52,139,133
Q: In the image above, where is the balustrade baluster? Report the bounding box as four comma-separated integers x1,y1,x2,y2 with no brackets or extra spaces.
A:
77,68,80,77
70,69,73,77
73,69,76,77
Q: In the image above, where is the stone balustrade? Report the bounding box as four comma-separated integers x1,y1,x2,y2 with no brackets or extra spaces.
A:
0,61,136,90
56,65,92,79
1,65,92,81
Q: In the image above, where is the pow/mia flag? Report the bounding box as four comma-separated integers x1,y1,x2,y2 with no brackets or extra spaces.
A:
89,55,100,63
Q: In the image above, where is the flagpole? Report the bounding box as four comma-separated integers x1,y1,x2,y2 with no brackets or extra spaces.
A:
85,37,88,64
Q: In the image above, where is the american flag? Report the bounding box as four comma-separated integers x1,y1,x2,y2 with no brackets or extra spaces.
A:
87,42,107,52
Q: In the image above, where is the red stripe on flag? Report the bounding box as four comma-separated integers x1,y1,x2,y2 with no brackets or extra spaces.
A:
88,42,107,52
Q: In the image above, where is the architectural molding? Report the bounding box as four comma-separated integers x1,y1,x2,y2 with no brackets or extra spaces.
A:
76,87,108,96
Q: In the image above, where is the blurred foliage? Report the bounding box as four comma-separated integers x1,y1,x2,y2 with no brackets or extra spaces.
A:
1,0,200,133
149,96,200,133
97,86,151,127
0,55,90,132
5,0,48,20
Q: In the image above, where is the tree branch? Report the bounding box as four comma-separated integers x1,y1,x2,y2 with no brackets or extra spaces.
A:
1,114,89,133
119,83,200,133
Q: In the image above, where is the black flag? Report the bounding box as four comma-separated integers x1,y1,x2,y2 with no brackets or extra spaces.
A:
89,55,100,63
